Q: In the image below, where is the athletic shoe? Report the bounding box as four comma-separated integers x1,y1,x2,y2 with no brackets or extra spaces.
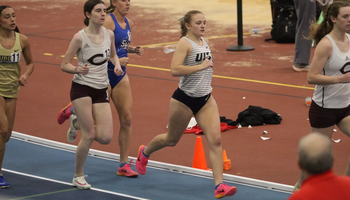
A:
0,175,9,188
67,114,78,143
117,160,139,177
136,145,149,175
57,102,73,125
214,183,237,199
72,175,91,189
293,64,310,72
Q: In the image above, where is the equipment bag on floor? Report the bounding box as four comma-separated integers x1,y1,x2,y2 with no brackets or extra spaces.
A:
265,0,297,43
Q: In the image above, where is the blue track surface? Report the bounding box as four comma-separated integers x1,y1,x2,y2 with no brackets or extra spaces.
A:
1,138,292,200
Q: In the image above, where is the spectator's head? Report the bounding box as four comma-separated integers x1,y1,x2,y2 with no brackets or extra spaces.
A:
298,133,333,175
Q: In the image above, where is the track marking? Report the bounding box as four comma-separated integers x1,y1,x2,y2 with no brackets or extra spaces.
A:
7,188,78,200
3,169,150,200
42,56,313,90
141,30,270,47
128,64,314,90
42,29,313,90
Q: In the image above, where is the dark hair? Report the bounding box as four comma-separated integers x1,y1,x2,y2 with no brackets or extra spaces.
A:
310,2,350,45
0,5,19,33
298,134,333,175
179,10,203,38
14,26,19,33
106,0,116,14
0,5,10,15
83,0,105,26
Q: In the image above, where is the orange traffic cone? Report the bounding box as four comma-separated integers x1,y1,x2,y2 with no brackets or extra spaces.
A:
192,136,208,170
223,150,231,170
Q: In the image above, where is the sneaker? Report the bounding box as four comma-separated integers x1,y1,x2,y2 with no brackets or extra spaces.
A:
67,114,78,143
57,102,73,125
117,160,139,177
214,183,237,199
72,175,91,189
293,63,310,72
136,145,149,175
0,175,9,188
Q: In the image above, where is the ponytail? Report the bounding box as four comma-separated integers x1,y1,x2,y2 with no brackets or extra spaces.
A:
309,4,332,45
84,17,89,26
179,18,187,38
106,0,115,14
14,26,19,33
309,2,350,45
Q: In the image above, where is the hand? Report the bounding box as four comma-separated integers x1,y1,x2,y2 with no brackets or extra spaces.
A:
338,72,350,83
201,58,213,69
134,46,144,56
79,64,89,75
114,65,124,76
119,57,129,67
18,74,28,86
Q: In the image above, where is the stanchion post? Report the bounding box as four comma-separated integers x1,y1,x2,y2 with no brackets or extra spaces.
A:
227,0,254,51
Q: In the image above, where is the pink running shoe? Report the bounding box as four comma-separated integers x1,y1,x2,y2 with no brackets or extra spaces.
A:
117,160,139,177
214,183,237,199
57,102,73,125
136,145,149,175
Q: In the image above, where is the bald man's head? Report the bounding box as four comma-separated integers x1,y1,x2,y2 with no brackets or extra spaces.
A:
298,133,333,174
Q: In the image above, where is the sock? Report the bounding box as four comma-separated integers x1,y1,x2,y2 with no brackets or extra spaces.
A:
119,162,127,168
142,148,149,158
71,107,74,115
215,183,223,190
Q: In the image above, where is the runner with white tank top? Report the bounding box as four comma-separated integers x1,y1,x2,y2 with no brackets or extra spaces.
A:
60,0,123,190
135,10,237,199
179,36,213,97
73,27,111,89
294,2,350,192
312,34,350,108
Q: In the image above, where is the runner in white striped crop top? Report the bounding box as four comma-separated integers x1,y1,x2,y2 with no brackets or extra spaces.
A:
179,36,213,97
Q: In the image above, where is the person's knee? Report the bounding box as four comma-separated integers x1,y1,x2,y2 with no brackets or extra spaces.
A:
0,127,9,141
165,137,180,147
98,135,112,145
120,113,132,128
95,129,113,145
82,128,96,142
208,134,222,147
